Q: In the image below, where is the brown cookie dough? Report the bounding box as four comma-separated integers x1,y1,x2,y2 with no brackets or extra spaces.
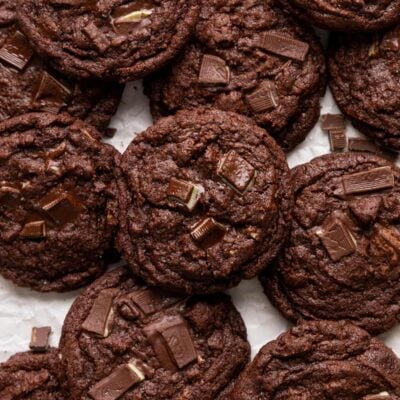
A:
261,152,400,334
0,113,119,292
231,320,400,400
116,108,293,294
16,0,200,82
144,0,326,151
60,267,250,400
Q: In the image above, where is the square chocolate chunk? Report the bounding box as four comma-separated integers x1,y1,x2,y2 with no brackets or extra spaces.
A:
198,54,230,85
0,31,34,71
167,178,203,211
190,217,227,249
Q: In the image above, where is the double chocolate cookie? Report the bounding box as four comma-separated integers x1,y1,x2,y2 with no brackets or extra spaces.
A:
329,25,400,151
261,152,400,334
277,0,400,32
16,0,199,82
0,113,118,292
230,320,400,400
116,108,293,294
144,0,326,151
60,267,250,400
0,349,66,399
0,0,123,131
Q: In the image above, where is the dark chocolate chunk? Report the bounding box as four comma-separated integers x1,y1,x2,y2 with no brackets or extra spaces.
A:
32,72,72,114
217,150,256,195
349,197,382,225
256,32,309,62
348,138,397,162
328,128,347,152
29,326,51,352
245,81,279,113
190,217,227,249
19,221,46,239
167,178,203,211
82,289,116,338
316,216,357,261
0,185,20,207
112,0,154,35
88,362,145,400
144,315,197,371
198,54,230,85
321,113,345,131
41,192,81,225
0,31,34,71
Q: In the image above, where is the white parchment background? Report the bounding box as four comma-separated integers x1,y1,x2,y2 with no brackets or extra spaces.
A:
1,31,400,362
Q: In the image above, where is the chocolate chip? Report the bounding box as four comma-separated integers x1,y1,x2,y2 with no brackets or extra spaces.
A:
246,81,279,113
19,221,46,239
41,192,81,226
190,217,227,249
217,150,256,195
82,289,116,338
29,326,51,352
320,114,345,131
33,72,72,113
316,216,357,261
88,362,145,400
349,197,382,225
198,54,230,85
112,1,154,35
256,32,309,62
328,128,347,152
0,31,34,71
336,166,394,196
167,178,203,211
144,315,197,371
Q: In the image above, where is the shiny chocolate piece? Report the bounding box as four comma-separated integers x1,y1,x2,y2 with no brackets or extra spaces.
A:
112,0,154,35
30,326,51,352
246,81,279,113
217,150,256,195
0,31,34,71
190,217,227,249
337,166,394,196
256,32,309,62
41,192,81,226
33,72,72,114
316,216,357,261
19,221,46,239
198,54,230,85
320,113,345,131
144,315,197,371
328,128,347,152
88,362,145,400
167,178,203,211
82,289,116,338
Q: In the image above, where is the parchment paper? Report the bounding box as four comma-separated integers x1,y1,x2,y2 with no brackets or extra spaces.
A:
1,58,400,363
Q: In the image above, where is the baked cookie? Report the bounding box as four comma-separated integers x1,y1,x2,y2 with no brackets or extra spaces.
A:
116,108,293,294
144,0,326,151
0,349,66,399
261,152,400,335
0,0,123,132
16,0,199,82
329,26,400,151
60,267,250,400
0,113,118,292
230,320,400,400
277,0,400,32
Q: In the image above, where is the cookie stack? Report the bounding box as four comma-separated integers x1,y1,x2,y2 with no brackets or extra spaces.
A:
1,0,400,399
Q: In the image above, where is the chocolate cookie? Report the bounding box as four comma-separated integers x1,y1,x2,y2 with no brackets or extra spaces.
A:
230,320,400,400
277,0,400,32
0,349,66,399
144,0,326,151
261,152,400,335
0,113,118,292
16,0,199,82
329,26,400,151
116,108,293,294
0,0,123,132
60,267,250,400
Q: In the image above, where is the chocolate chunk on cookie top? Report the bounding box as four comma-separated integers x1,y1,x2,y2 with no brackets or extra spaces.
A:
16,0,199,82
329,25,400,151
230,320,400,400
0,349,66,399
116,108,293,294
144,0,326,151
0,0,123,131
60,267,250,400
261,152,400,334
0,113,118,292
